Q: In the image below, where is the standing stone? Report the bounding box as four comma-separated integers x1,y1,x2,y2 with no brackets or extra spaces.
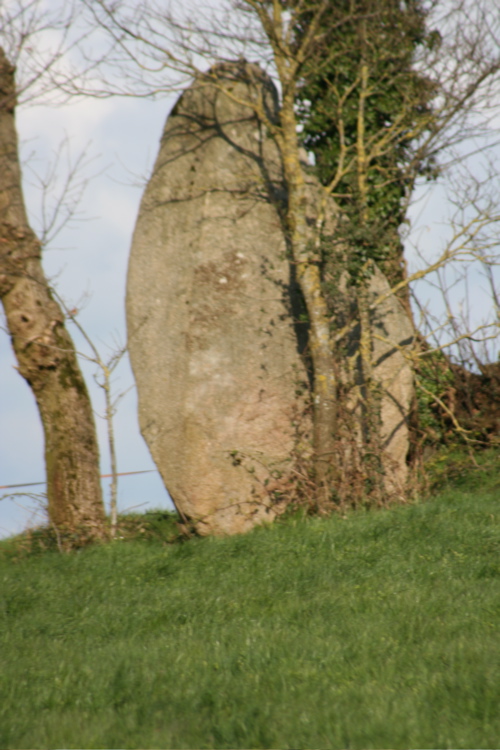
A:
307,174,415,496
128,62,415,530
344,266,414,493
127,63,310,534
368,268,414,492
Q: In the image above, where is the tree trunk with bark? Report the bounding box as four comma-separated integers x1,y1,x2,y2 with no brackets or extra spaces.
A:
0,48,107,541
278,90,338,507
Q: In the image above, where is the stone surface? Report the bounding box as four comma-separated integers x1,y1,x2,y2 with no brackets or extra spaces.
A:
325,258,414,494
128,62,415,530
306,174,415,495
127,63,310,534
361,267,414,492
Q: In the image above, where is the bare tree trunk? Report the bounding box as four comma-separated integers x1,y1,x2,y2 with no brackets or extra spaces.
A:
0,49,106,541
279,95,337,506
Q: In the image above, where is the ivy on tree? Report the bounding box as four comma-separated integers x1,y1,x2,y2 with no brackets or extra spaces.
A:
293,0,438,289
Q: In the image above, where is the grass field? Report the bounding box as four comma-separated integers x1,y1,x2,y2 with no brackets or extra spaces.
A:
1,462,499,749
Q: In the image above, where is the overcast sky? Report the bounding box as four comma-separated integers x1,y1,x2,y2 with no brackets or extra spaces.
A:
1,2,499,538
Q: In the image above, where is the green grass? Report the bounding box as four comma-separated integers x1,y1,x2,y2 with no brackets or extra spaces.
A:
1,471,499,749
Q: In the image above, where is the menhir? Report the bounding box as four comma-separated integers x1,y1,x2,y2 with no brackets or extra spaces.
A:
127,62,415,532
127,62,311,534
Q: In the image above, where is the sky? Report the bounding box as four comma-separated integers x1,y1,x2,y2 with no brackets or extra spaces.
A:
0,93,177,537
1,1,499,539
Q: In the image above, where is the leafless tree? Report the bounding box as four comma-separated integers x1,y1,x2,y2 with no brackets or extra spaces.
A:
0,7,107,542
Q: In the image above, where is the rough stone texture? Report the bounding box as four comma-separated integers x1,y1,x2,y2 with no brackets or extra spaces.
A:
128,62,415,530
127,63,310,534
358,267,414,492
324,256,414,495
306,174,415,495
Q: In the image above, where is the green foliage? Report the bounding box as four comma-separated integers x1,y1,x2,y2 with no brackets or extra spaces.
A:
423,447,500,493
415,350,456,444
113,510,184,544
413,353,500,456
1,475,500,749
293,0,438,286
0,510,185,560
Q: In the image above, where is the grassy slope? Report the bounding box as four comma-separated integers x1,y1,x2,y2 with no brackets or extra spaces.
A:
1,470,499,749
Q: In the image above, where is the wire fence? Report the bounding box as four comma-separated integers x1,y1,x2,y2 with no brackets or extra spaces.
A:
0,469,157,492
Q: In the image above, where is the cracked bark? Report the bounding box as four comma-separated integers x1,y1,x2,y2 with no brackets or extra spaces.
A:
0,48,106,540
